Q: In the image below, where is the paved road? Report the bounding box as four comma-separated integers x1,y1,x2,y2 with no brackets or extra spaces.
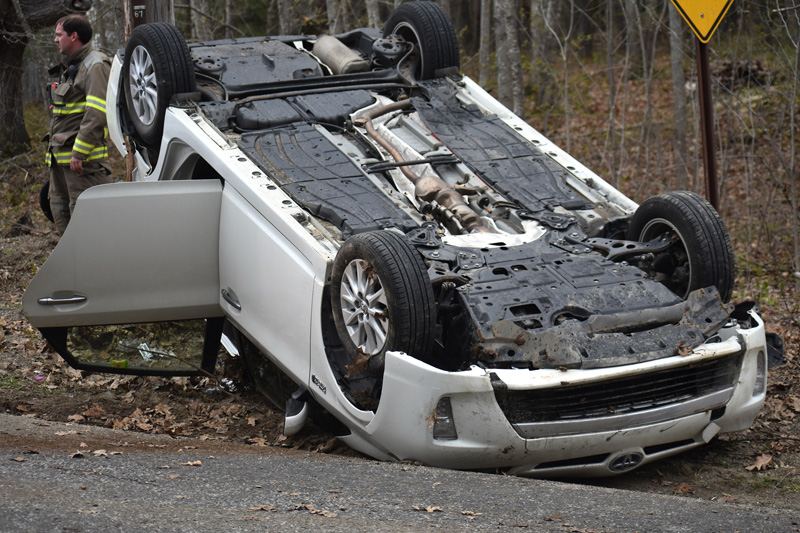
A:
0,414,796,532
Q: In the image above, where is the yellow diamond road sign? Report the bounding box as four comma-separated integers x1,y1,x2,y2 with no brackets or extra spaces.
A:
670,0,735,43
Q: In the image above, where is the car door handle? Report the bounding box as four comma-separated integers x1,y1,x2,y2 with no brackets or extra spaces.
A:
221,288,241,310
37,295,87,306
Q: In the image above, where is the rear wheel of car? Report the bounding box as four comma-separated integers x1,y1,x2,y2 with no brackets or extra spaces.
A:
383,1,459,80
627,191,735,302
330,231,435,377
122,23,195,148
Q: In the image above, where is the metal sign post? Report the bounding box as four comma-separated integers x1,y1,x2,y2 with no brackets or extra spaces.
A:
670,0,735,210
695,39,718,209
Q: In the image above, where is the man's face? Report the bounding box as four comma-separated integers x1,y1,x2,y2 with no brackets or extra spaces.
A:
54,23,80,56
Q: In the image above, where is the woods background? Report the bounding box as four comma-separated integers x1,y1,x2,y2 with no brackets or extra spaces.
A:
3,0,800,312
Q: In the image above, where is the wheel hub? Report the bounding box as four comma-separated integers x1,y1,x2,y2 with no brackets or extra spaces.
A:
340,259,389,355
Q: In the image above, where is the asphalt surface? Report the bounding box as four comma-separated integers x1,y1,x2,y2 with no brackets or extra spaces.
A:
0,413,796,532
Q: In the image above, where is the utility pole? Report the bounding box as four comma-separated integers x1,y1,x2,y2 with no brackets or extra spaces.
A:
124,0,175,36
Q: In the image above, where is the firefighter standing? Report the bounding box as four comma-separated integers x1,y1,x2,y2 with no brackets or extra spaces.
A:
46,14,112,235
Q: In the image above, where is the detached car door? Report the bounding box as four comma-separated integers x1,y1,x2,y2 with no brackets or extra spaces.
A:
23,180,225,376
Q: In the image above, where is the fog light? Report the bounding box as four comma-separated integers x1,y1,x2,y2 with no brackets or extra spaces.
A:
753,350,766,396
432,397,458,440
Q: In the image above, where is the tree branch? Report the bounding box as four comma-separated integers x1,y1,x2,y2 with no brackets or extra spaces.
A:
9,0,34,39
174,3,245,37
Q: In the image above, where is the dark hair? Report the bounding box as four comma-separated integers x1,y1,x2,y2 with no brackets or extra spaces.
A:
57,15,93,44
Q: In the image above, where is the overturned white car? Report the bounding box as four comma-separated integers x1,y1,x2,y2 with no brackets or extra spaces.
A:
24,2,767,477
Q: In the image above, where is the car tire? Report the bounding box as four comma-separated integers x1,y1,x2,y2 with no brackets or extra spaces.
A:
39,181,54,223
383,1,459,80
627,191,735,302
122,23,195,148
330,231,435,376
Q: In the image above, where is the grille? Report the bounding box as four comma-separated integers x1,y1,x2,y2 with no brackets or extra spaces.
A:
494,352,742,426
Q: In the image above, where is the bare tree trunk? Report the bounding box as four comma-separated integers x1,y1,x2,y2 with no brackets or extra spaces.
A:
326,0,343,34
0,0,93,156
95,1,109,50
494,0,511,106
266,0,277,35
439,0,452,20
774,7,800,285
225,0,232,39
541,0,572,150
0,40,30,155
278,0,293,34
503,0,524,116
668,2,689,190
605,0,617,187
366,0,380,29
113,1,125,48
479,0,491,87
529,0,554,115
191,0,214,41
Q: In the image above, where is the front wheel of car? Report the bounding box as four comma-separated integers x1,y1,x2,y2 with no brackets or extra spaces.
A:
330,231,435,378
627,191,735,302
383,1,459,80
122,23,195,149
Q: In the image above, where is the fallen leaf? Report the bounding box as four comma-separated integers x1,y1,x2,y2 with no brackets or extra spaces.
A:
412,505,443,513
292,504,337,517
461,510,484,518
11,457,25,462
344,349,371,378
92,449,108,457
71,451,85,459
746,454,773,471
790,396,800,412
67,415,85,423
165,475,180,479
83,404,106,418
250,505,276,512
247,417,257,426
55,430,78,436
672,482,695,495
181,461,202,467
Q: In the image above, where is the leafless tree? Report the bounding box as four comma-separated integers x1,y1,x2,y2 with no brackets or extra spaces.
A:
494,0,511,106
668,2,689,189
605,0,617,186
365,0,380,28
0,0,93,156
541,0,573,150
478,0,491,86
502,0,525,116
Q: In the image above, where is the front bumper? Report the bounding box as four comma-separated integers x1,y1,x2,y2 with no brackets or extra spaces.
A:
342,311,766,477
